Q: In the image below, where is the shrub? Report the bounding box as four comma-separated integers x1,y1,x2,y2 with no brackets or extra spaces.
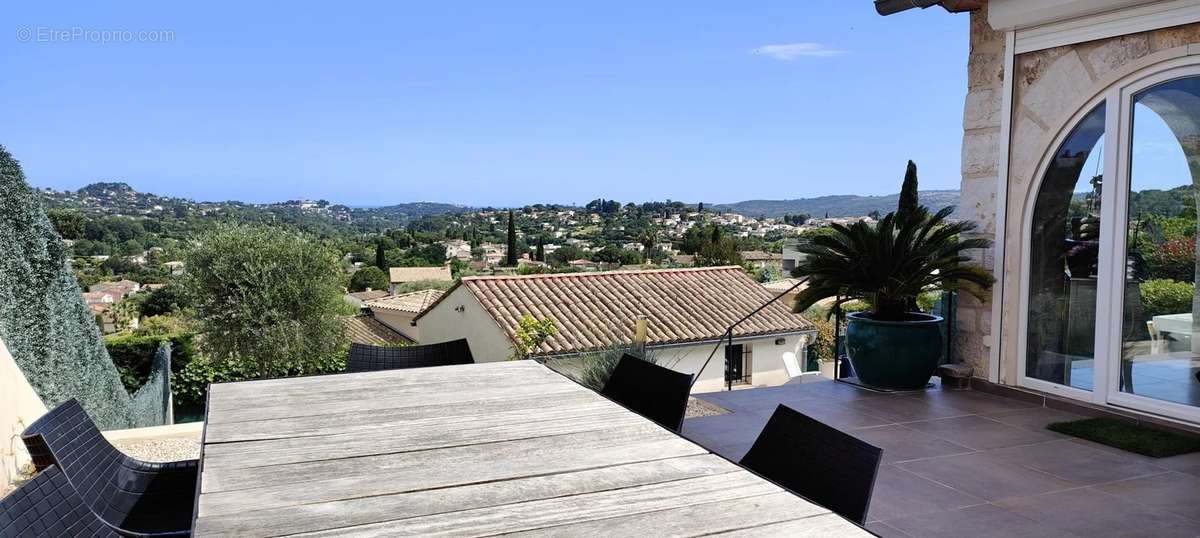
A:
104,332,197,392
348,266,388,292
172,347,347,409
1140,279,1195,319
800,311,837,363
575,345,679,391
1146,237,1196,282
182,224,348,378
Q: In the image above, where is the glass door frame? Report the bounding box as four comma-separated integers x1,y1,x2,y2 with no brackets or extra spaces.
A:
1015,91,1110,405
1100,59,1200,425
1017,56,1200,426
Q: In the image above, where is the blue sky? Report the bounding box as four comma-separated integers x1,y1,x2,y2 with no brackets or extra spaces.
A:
2,2,969,207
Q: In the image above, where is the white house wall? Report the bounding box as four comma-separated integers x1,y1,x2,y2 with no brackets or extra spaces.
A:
635,334,807,393
415,286,514,362
370,309,421,342
0,336,47,490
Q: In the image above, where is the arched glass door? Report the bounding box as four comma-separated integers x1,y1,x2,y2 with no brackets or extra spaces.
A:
1111,73,1200,419
1025,104,1106,393
1023,62,1200,423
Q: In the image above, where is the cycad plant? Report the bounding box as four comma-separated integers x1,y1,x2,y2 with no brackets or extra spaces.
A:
792,205,995,321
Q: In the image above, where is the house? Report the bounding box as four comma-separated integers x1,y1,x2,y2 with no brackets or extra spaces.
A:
414,266,816,392
364,289,444,342
739,250,783,270
88,280,140,301
387,266,452,294
343,289,389,308
781,239,805,274
894,0,1200,428
762,278,806,310
567,259,599,270
443,239,472,261
669,254,695,267
341,314,410,346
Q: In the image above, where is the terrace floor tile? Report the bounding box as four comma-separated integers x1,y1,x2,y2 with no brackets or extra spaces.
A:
995,487,1200,538
849,424,975,464
897,451,1077,501
903,415,1060,450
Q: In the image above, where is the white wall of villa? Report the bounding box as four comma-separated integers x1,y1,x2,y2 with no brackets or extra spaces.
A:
0,337,47,489
369,308,421,342
416,285,516,362
416,285,809,392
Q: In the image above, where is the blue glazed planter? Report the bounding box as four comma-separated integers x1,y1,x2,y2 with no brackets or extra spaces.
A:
845,311,944,390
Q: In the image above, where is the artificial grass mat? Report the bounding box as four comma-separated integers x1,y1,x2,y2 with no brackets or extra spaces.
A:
1047,417,1200,458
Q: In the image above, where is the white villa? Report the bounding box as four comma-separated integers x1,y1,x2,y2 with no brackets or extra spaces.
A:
414,266,817,392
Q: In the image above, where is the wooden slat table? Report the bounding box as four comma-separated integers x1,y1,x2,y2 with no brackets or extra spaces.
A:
193,360,869,537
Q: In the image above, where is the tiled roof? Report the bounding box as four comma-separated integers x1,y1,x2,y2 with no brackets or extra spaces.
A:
388,266,452,283
428,266,813,356
347,289,390,302
341,315,411,345
762,278,805,293
366,289,444,314
740,250,783,261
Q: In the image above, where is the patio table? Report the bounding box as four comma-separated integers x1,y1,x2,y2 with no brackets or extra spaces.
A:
192,360,869,536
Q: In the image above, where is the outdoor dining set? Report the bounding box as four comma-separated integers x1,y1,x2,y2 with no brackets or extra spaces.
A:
1,340,883,537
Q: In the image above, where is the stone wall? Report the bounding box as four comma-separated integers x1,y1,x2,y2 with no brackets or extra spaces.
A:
956,1,1200,383
956,3,1005,378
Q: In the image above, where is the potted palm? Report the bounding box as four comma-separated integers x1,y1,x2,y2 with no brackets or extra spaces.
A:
792,162,994,390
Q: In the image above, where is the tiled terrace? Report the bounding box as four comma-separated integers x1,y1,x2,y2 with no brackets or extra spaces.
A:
684,377,1200,538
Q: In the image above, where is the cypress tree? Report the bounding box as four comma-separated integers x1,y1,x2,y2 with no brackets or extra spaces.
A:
535,237,545,262
897,160,920,224
506,210,518,266
374,240,386,271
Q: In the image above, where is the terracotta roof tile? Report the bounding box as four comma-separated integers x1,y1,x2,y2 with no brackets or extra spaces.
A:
452,266,813,356
366,289,444,314
388,266,452,283
341,315,411,345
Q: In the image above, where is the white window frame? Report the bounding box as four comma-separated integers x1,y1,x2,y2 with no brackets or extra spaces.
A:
1014,54,1200,425
1102,59,1200,424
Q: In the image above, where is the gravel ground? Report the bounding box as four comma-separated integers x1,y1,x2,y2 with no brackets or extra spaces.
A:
111,437,201,462
686,396,730,418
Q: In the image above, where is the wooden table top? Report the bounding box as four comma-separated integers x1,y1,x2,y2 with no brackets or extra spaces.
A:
193,360,869,537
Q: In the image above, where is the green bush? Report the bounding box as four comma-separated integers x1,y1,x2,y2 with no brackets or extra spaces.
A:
182,224,348,378
1139,279,1195,319
104,332,197,392
348,266,388,292
575,345,679,391
172,349,347,409
1146,237,1196,283
800,311,837,363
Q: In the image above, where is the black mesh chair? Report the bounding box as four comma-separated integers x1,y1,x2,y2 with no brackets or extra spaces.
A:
345,339,475,372
0,465,118,538
739,404,883,524
600,354,694,432
21,400,197,537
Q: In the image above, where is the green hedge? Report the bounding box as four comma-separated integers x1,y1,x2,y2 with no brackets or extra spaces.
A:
0,145,167,429
1140,279,1195,319
105,332,196,392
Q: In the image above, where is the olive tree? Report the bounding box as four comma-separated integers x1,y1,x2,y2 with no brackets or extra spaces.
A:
182,224,347,378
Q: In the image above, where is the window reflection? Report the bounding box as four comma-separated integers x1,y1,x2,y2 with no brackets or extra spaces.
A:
1026,104,1105,390
1121,76,1200,409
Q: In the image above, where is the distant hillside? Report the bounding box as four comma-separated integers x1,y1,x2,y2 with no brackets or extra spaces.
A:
714,190,961,219
38,182,471,223
364,202,472,219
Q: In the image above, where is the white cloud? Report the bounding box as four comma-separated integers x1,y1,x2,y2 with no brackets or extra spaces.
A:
751,43,845,60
